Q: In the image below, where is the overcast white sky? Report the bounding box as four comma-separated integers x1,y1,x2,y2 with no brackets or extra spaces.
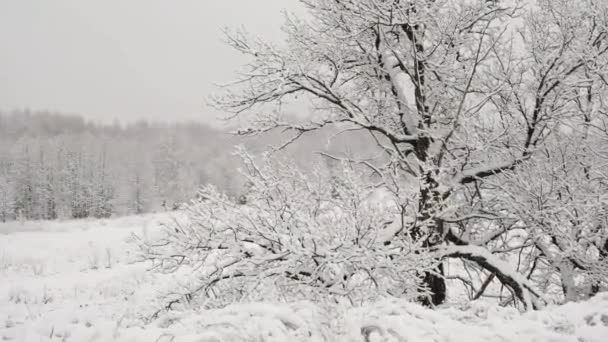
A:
0,0,300,125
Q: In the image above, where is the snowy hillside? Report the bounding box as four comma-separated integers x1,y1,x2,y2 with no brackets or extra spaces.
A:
1,215,606,341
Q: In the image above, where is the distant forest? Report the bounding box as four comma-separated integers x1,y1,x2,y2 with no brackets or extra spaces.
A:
0,109,373,222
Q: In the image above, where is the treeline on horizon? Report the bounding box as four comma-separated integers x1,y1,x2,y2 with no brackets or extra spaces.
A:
0,109,249,222
0,109,374,222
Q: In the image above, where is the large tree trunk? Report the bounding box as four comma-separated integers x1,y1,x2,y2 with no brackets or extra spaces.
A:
559,261,579,302
590,238,607,297
421,263,446,306
416,171,447,306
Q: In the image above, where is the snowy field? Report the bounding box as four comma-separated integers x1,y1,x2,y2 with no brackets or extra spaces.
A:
1,214,607,341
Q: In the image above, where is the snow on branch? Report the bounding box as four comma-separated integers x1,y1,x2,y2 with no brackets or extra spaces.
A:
438,245,546,310
455,158,525,185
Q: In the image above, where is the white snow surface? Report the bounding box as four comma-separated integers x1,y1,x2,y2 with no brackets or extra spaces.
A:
1,214,607,341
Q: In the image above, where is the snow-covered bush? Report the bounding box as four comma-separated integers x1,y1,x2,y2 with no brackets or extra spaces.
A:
138,149,435,310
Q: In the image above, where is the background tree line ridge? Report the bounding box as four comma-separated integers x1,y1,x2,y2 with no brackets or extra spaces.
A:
0,109,375,222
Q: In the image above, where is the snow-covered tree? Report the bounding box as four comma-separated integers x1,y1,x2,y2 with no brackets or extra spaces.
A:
153,132,182,209
0,171,15,222
89,143,114,218
34,144,57,220
11,139,35,220
201,0,608,310
123,142,156,215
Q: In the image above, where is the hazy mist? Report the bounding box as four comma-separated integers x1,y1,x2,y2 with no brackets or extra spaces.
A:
0,0,300,125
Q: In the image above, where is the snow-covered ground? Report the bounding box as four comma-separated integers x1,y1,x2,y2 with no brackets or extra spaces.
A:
1,214,607,341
